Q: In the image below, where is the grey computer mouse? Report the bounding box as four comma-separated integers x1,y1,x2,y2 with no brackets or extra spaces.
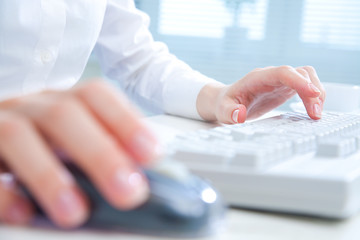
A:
23,160,225,237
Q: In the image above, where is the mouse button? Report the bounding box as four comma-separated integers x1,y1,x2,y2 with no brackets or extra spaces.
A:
151,158,191,182
144,170,208,217
145,169,200,202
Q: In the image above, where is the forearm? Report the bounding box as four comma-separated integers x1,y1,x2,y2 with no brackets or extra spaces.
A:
94,0,218,119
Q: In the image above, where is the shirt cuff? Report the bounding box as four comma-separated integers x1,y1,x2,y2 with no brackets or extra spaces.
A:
163,71,218,120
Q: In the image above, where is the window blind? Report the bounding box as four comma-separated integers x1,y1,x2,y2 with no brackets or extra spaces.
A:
137,0,360,85
301,0,360,51
158,0,267,40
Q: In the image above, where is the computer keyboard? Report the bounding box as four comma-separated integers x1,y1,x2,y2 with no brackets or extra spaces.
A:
166,111,360,218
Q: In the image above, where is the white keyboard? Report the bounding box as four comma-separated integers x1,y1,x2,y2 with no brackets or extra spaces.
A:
167,112,360,218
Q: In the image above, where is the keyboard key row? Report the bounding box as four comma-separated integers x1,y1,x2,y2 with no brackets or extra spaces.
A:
169,112,360,170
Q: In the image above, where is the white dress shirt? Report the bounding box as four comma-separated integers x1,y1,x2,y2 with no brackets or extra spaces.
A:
0,0,216,119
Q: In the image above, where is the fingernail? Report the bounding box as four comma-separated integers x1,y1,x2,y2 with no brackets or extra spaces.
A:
56,189,87,226
132,131,163,162
308,83,321,93
5,200,30,224
232,109,239,123
113,168,149,208
0,173,16,190
313,103,322,118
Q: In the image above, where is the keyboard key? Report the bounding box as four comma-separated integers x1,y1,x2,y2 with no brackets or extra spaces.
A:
317,136,357,158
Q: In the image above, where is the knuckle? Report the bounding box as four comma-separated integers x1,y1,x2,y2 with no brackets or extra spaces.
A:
296,68,309,77
252,67,263,72
40,89,58,95
43,97,77,121
302,65,316,73
88,138,119,164
278,65,293,73
276,65,294,81
0,114,29,138
76,80,108,97
0,97,23,109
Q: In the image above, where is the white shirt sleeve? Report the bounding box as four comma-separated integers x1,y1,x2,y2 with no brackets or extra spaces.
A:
94,0,217,120
0,0,106,100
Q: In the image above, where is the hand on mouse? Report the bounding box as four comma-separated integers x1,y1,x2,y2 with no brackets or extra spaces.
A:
197,65,326,123
0,80,160,228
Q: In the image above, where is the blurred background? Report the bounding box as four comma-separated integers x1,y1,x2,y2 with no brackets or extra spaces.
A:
83,0,360,94
133,0,360,85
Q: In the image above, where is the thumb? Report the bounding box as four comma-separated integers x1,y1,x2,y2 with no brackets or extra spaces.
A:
218,101,247,124
231,104,247,124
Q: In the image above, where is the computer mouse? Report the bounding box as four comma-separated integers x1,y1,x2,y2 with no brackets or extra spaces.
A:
23,159,225,237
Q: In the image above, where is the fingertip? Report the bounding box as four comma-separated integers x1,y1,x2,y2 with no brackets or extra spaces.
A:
49,186,89,229
129,129,163,166
312,102,322,119
106,167,149,211
231,105,247,124
306,99,322,120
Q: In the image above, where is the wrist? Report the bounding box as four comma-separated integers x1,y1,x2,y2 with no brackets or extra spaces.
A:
196,82,226,121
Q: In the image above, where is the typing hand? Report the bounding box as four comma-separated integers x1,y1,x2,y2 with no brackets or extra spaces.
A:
197,65,326,124
0,81,160,228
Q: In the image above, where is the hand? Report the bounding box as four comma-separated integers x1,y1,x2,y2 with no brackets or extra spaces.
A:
197,65,326,124
0,81,160,228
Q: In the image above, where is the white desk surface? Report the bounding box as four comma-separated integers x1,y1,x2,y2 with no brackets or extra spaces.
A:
1,114,360,240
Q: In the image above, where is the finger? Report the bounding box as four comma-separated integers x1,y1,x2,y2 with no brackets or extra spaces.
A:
0,113,88,228
30,95,149,210
74,81,161,166
0,172,33,225
296,68,322,119
216,96,247,124
298,66,326,104
260,66,322,120
231,104,247,124
265,66,322,99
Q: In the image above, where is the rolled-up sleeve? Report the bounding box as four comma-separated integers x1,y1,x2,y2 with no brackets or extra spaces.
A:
94,0,216,120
